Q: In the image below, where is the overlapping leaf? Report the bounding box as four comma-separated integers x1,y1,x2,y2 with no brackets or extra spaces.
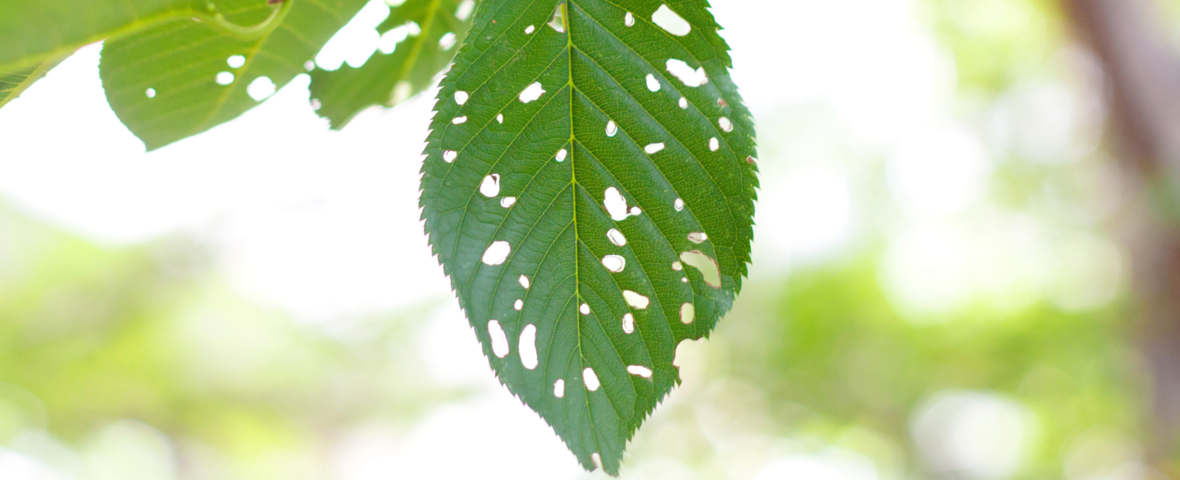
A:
309,0,476,128
0,55,67,109
0,0,198,71
99,0,366,150
419,0,757,473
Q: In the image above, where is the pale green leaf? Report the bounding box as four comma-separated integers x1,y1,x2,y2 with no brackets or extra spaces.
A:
308,0,476,129
99,0,366,150
0,0,200,71
419,0,757,474
0,54,68,109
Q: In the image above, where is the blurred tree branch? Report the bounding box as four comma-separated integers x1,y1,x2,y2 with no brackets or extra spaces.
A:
1062,0,1180,465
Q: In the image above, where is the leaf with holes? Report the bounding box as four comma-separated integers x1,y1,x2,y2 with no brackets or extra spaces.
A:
419,0,757,474
309,0,477,129
99,0,366,150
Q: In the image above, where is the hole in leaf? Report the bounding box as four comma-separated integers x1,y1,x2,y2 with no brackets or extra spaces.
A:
226,54,246,69
554,378,565,398
452,115,468,125
579,303,591,315
646,74,661,92
524,24,535,34
627,365,653,378
687,232,708,244
496,113,504,123
514,299,524,311
680,303,695,324
605,120,618,137
709,137,720,152
672,261,683,271
482,241,511,265
144,88,156,98
519,324,538,369
455,0,475,20
518,274,530,289
680,250,721,288
583,367,600,391
443,150,458,163
624,12,635,27
644,143,665,154
500,196,517,208
603,187,630,221
674,198,685,211
678,96,688,109
304,60,315,71
247,76,276,101
623,290,650,309
652,4,691,36
601,255,626,273
719,116,734,132
607,228,627,246
555,148,568,162
215,71,234,85
665,58,707,87
548,4,566,33
519,82,545,103
479,174,501,197
439,32,457,50
487,320,509,358
454,90,469,105
622,313,635,334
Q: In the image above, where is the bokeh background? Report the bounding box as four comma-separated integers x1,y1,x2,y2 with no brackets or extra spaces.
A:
2,0,1178,478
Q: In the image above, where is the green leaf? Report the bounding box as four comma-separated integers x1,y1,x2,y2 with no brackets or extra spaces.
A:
0,0,197,71
99,0,366,150
419,0,756,474
309,0,476,129
0,54,68,109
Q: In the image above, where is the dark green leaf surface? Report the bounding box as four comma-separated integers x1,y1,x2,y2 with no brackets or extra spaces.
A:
309,0,476,129
420,0,756,473
99,0,365,150
0,0,197,71
0,55,67,109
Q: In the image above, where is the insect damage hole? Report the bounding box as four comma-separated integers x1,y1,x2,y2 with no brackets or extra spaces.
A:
674,198,685,211
580,303,591,315
623,290,650,309
644,143,666,154
215,71,234,85
680,303,695,324
555,148,568,162
602,255,626,273
709,137,720,152
652,4,692,36
627,365,653,378
687,232,708,244
514,299,524,311
500,196,517,208
518,274,530,289
583,367,600,391
144,88,156,98
487,320,509,358
605,120,618,137
247,76,276,101
553,379,565,398
519,324,538,369
452,115,468,125
680,250,722,288
624,12,635,27
454,90,469,105
482,241,511,265
519,82,545,103
226,54,245,69
479,174,501,197
622,313,635,334
443,150,458,163
646,74,661,92
607,228,627,246
548,4,566,33
719,116,734,132
603,187,632,221
666,58,708,87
